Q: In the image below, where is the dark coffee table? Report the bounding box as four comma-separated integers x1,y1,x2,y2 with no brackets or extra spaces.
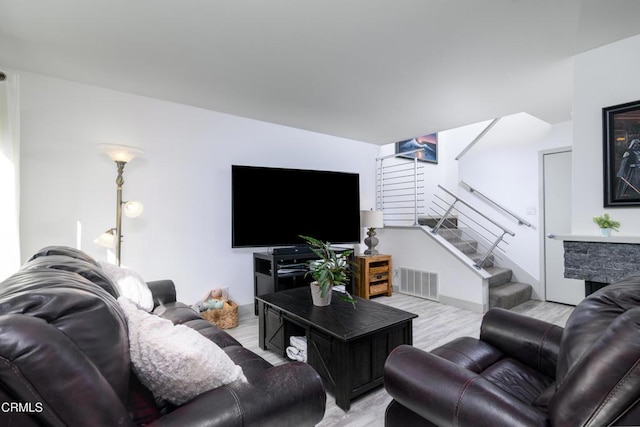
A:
256,287,417,411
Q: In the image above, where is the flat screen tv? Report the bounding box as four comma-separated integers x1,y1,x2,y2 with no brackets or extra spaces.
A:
232,165,361,248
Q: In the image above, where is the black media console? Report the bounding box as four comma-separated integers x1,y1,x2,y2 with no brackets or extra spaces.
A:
253,248,352,315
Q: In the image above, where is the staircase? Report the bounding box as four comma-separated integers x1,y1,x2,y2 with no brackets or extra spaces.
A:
484,266,532,310
418,216,532,310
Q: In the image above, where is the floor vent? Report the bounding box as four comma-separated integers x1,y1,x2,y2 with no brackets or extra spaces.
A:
398,267,439,301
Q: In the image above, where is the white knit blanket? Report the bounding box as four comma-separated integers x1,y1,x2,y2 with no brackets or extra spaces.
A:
118,297,246,405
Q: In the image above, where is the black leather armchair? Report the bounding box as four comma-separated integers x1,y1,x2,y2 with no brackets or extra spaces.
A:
384,273,640,427
0,246,326,426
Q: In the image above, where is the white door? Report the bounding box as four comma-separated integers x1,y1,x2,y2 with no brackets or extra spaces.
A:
543,150,584,305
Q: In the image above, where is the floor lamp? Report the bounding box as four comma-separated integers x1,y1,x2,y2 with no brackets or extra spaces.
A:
95,144,143,266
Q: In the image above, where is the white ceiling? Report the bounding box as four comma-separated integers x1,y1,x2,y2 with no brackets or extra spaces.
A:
2,0,640,144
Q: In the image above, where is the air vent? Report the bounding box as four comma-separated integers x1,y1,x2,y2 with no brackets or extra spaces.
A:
399,267,438,301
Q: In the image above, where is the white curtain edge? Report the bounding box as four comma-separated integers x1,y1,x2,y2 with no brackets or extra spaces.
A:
0,68,21,280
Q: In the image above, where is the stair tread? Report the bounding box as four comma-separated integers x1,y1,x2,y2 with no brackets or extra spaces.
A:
489,282,532,310
484,266,510,275
418,216,459,228
490,282,531,292
437,229,463,240
450,239,476,245
451,241,478,255
485,267,513,287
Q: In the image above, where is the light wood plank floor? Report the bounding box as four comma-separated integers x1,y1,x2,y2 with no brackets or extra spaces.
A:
225,293,574,427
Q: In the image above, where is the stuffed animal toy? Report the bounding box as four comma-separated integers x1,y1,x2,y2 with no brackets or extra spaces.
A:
201,288,228,303
196,287,230,311
192,301,207,313
205,299,224,309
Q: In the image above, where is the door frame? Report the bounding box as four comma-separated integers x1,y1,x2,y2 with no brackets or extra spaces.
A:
538,146,572,302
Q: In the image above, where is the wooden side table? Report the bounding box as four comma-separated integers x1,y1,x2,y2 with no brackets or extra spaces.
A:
355,254,392,299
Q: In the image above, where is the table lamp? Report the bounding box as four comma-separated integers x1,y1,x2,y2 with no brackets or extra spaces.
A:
361,210,384,255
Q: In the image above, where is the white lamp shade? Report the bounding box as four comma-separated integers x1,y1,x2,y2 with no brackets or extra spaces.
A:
98,144,143,163
94,229,116,248
123,200,144,218
361,210,384,228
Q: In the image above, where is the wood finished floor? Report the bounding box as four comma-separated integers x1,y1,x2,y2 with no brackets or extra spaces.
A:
225,293,574,427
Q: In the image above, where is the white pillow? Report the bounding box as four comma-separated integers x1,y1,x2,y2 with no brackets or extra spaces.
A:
118,297,246,405
99,261,154,312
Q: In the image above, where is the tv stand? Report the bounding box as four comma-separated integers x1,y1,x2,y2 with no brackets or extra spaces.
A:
253,248,352,315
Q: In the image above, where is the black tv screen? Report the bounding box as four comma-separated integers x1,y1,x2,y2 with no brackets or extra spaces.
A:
232,165,361,247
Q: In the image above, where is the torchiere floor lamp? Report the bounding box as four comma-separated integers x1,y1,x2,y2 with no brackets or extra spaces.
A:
95,144,143,266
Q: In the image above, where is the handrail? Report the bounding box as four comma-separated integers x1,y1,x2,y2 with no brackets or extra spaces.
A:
455,118,500,160
459,180,532,227
376,148,423,160
434,185,515,237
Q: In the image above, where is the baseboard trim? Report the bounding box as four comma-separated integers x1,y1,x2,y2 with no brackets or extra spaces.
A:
438,295,484,313
238,303,254,317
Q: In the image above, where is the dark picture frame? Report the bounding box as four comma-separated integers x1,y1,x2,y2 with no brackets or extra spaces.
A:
395,133,438,164
603,100,640,207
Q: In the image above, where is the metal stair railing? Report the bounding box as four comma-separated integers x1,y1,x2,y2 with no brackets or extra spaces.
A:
429,185,515,269
375,151,516,270
376,149,426,226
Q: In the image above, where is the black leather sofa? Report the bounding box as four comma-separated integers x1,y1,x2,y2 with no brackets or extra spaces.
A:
384,272,640,427
0,246,326,426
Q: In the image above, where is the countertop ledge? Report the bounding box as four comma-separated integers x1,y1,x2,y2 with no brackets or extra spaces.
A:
551,234,640,244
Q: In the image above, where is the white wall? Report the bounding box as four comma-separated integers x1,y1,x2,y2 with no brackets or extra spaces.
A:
19,72,379,306
439,120,493,191
572,33,640,235
456,113,551,282
459,116,574,299
377,227,485,312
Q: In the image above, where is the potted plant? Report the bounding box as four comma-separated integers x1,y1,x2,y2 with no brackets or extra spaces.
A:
300,235,356,307
593,213,620,236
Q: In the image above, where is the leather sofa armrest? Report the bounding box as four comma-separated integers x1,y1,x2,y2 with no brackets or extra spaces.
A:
384,345,547,427
147,280,177,307
480,308,563,378
149,362,326,427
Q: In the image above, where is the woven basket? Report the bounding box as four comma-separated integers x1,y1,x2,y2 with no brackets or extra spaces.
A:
370,283,389,295
201,301,238,329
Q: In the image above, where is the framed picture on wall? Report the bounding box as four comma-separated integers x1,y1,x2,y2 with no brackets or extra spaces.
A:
395,133,438,164
603,100,640,207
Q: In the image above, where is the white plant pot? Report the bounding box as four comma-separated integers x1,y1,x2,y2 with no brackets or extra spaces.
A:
310,282,332,306
600,228,611,237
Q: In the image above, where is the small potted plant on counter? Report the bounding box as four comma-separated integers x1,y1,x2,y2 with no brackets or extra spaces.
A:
593,213,620,237
300,235,356,308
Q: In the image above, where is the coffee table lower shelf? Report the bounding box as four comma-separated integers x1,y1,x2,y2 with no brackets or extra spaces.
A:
256,288,416,411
